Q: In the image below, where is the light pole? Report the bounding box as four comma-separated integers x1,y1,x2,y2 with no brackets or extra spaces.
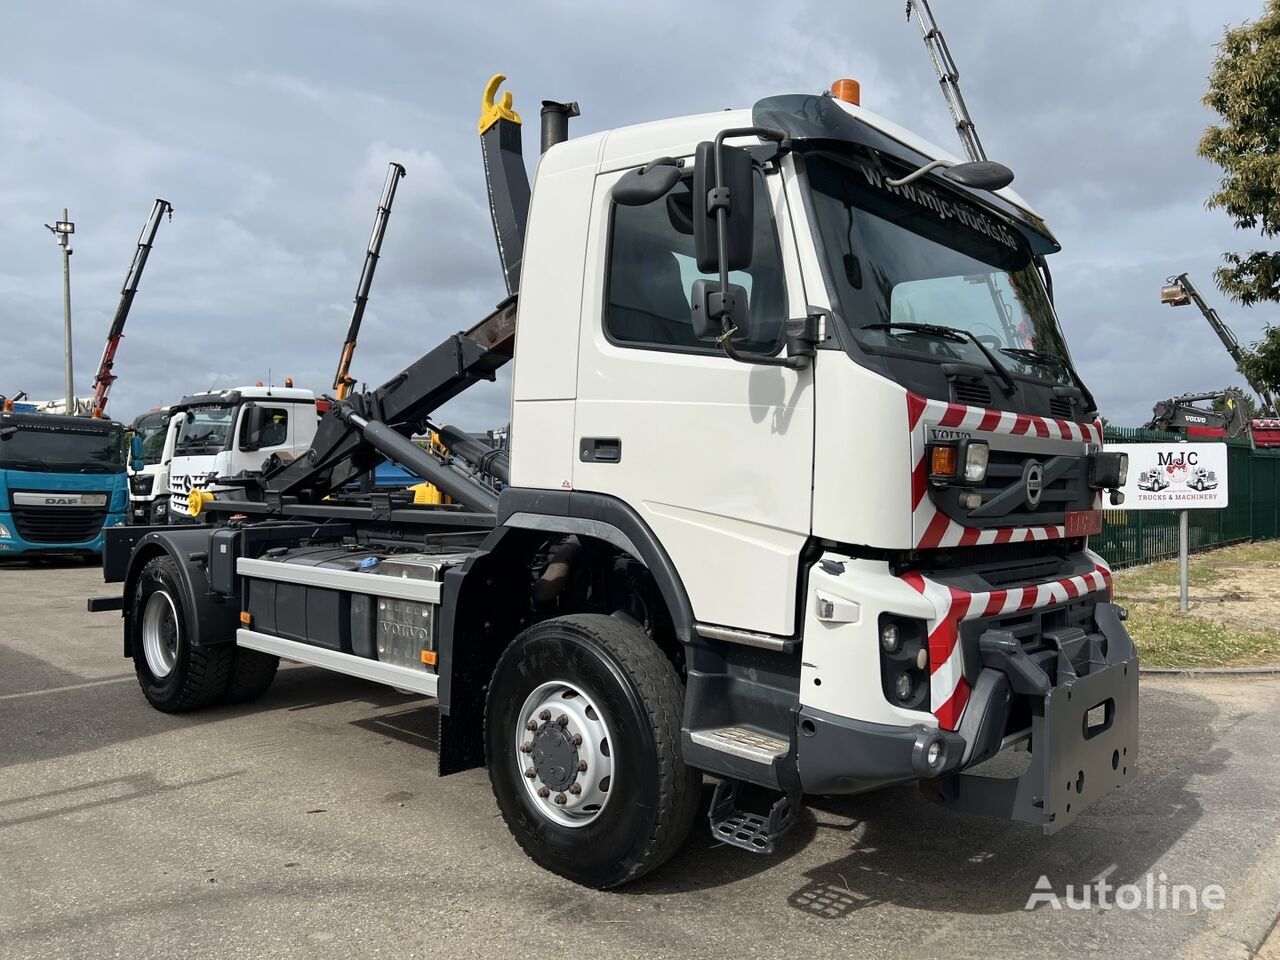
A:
45,211,75,413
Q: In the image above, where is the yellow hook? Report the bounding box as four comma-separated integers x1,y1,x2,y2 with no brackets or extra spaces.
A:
478,73,522,135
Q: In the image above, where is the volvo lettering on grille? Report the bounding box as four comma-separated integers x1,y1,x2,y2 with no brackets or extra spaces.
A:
1023,461,1045,509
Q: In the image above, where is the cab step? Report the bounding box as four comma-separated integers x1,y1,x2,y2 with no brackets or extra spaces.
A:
707,778,800,855
689,726,788,764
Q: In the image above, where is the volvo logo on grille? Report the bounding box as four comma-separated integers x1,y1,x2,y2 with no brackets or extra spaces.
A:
1023,461,1045,509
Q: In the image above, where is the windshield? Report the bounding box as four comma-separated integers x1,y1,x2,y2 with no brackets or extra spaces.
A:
174,405,235,456
805,150,1074,385
132,413,169,466
0,418,125,473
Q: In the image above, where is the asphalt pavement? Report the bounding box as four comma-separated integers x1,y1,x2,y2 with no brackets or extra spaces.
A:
1,560,1278,960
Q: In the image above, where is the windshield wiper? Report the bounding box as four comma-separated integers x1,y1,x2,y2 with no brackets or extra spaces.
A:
1000,348,1098,417
1,458,51,472
862,322,1017,396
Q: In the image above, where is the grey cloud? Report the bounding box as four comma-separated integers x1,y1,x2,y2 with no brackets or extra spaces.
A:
0,0,1272,431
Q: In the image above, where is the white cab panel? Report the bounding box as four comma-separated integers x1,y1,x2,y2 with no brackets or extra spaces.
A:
509,399,576,493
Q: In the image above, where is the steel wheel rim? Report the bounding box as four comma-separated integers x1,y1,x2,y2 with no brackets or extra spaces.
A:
142,589,180,679
515,680,615,828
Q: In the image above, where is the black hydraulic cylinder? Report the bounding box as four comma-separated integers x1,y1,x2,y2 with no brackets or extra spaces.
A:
340,410,498,514
540,100,580,154
437,423,509,484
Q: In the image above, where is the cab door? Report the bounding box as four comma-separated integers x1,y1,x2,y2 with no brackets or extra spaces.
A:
572,160,814,637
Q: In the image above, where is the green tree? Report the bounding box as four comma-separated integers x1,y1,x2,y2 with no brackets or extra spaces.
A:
1199,2,1280,307
1238,324,1280,396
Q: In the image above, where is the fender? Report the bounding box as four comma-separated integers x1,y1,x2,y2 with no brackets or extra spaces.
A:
120,527,238,657
434,487,695,774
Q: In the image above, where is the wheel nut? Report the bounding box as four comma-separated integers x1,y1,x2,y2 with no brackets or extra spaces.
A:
537,786,550,798
569,783,582,795
520,741,533,753
577,761,588,773
554,793,567,805
556,714,569,726
526,720,538,731
570,734,583,746
525,767,537,779
539,709,551,721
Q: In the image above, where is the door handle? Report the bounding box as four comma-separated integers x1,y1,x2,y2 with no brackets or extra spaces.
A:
580,437,622,463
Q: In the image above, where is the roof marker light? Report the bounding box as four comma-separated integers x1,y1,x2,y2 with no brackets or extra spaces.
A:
830,78,861,105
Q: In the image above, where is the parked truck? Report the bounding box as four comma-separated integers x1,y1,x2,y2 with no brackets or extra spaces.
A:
94,76,1137,888
164,386,319,523
1,410,127,556
126,407,177,524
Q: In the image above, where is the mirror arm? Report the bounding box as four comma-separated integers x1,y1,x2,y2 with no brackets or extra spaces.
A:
718,314,818,371
886,158,953,187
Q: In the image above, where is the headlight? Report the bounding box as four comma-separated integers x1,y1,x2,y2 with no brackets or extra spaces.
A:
880,622,901,653
879,614,929,709
927,438,988,485
1090,451,1128,489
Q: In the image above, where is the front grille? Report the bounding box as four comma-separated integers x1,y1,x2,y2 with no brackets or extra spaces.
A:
931,448,1093,530
960,592,1099,658
953,380,992,406
12,505,108,544
130,474,154,496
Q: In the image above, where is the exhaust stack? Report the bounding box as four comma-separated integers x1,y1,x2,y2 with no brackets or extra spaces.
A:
540,100,580,154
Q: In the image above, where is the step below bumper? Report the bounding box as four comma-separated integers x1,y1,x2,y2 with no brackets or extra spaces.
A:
796,602,1138,833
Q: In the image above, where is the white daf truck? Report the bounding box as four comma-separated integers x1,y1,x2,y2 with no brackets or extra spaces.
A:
95,76,1137,888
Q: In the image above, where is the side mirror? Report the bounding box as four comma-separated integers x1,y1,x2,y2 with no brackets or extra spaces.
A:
240,403,266,451
130,435,144,460
691,279,750,342
0,426,15,442
693,141,755,274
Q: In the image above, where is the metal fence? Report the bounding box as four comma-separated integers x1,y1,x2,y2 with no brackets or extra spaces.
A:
1094,427,1280,568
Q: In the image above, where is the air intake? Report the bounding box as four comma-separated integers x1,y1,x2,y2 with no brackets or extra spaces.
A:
953,380,992,407
1049,397,1076,419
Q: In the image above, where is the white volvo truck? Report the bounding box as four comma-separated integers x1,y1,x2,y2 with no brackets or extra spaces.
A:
94,77,1137,888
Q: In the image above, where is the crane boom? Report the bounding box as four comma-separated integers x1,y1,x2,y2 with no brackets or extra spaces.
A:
906,0,986,163
1163,272,1278,415
89,198,172,418
333,162,407,400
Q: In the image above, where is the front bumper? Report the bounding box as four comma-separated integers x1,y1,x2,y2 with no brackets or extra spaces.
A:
795,600,1138,833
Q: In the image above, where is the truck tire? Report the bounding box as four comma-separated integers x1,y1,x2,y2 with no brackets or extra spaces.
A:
130,555,232,712
224,649,279,704
484,613,700,888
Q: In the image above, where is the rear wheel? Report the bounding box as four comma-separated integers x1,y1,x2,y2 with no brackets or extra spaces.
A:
484,613,700,888
130,555,232,712
225,649,279,704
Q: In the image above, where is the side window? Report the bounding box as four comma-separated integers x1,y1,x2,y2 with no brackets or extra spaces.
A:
605,173,787,353
240,407,289,449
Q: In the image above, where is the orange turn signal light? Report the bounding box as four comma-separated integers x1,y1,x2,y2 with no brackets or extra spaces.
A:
930,445,958,478
239,611,253,626
420,650,438,666
830,78,861,105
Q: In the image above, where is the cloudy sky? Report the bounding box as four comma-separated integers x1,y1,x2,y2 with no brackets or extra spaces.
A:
0,0,1269,428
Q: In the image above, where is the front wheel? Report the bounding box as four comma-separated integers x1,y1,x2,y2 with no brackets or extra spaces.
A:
484,614,700,888
130,555,232,712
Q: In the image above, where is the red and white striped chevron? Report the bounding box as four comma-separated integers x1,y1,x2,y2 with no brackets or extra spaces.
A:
900,554,1113,731
907,392,1103,549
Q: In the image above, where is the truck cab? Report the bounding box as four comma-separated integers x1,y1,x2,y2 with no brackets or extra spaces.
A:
165,386,317,522
0,411,127,556
126,408,178,525
166,386,317,522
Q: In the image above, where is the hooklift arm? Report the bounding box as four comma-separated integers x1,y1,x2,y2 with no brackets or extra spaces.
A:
218,75,534,513
334,162,407,400
90,198,173,418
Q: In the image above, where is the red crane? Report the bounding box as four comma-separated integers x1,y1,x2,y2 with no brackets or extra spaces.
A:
89,199,173,418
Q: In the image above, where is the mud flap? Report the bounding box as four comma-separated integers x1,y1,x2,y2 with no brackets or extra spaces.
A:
927,603,1139,833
